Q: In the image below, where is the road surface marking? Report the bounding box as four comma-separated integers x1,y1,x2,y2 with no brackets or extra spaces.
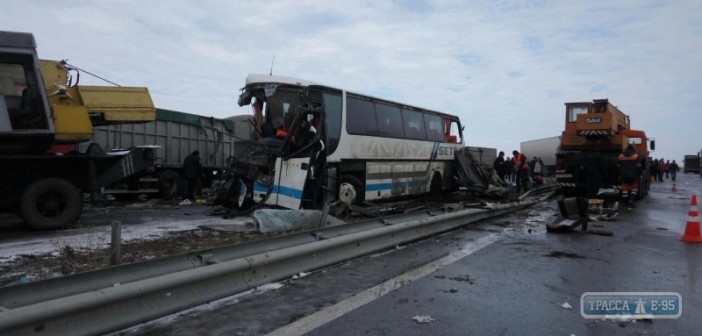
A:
265,233,500,336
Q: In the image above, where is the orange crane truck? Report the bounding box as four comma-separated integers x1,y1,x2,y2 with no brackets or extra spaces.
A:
555,99,654,201
0,31,156,229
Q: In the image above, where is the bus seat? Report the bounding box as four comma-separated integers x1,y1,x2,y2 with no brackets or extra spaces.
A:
446,135,457,143
427,129,442,141
407,126,420,139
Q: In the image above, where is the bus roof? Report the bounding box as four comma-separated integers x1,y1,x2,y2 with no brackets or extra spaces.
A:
245,74,320,87
243,73,460,120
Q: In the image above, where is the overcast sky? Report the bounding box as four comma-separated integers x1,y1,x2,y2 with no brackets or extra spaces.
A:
3,0,701,162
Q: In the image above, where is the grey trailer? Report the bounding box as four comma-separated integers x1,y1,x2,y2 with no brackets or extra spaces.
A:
521,136,560,176
79,109,254,199
684,154,701,174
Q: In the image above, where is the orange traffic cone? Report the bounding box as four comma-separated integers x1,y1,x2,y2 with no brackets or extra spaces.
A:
672,183,677,192
681,195,702,243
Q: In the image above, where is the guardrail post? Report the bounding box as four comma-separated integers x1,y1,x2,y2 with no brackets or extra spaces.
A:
110,220,122,266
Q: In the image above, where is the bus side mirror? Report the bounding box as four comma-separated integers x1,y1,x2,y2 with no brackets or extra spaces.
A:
649,140,655,151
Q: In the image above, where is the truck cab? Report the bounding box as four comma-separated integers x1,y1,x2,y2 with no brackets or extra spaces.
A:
0,31,54,154
0,31,157,229
556,98,654,199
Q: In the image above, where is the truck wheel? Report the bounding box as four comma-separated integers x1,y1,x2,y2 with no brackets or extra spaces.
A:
158,170,181,199
20,178,82,230
339,175,364,205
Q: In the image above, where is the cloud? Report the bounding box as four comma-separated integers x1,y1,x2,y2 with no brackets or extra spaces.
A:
1,0,701,160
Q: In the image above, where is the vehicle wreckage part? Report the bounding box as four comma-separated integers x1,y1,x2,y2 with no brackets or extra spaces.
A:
253,209,345,233
0,193,553,336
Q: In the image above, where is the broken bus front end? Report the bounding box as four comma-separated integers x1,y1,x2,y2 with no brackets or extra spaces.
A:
217,76,334,210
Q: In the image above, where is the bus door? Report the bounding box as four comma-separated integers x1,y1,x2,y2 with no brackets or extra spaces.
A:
273,111,320,209
273,85,342,209
274,156,310,209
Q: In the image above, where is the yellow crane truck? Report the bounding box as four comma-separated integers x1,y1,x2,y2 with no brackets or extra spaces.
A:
0,31,156,229
555,99,654,200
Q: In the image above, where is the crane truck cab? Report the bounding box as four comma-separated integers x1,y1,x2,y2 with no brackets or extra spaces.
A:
556,99,654,200
0,31,54,153
0,31,157,229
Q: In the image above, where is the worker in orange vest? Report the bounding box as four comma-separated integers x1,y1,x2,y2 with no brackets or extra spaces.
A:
274,113,294,139
618,144,640,207
512,150,530,194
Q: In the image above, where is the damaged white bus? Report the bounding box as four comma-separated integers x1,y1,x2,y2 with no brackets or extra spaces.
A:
220,74,464,210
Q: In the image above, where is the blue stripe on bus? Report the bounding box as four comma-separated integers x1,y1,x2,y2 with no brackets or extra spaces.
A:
253,183,303,200
366,178,429,192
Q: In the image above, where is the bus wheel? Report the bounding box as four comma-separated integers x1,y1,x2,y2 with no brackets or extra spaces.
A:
429,172,442,196
339,175,364,205
20,178,82,230
158,170,181,199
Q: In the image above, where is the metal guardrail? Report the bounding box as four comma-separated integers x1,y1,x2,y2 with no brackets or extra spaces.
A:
0,210,442,309
0,191,554,336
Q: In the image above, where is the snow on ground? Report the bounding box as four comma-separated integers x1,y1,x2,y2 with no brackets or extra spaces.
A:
0,217,254,262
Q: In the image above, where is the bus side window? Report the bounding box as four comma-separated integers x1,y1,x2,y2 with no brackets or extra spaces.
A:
449,121,461,143
375,102,403,138
424,113,444,142
322,92,342,154
401,109,426,140
443,118,461,143
346,96,377,136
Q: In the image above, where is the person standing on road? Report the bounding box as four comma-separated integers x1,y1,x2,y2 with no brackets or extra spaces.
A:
183,150,202,201
669,160,679,181
513,150,530,193
618,144,639,207
493,151,506,182
658,158,667,182
532,157,544,186
651,159,659,182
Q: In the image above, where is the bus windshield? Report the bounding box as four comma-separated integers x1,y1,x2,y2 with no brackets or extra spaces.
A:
264,86,303,129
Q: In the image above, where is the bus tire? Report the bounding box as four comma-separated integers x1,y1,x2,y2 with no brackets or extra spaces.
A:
339,175,364,205
429,172,442,196
158,170,181,199
20,178,82,230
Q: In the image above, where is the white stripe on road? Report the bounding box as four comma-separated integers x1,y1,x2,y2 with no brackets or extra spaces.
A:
265,233,501,336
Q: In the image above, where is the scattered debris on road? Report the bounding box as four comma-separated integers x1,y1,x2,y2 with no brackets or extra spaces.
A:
412,315,435,323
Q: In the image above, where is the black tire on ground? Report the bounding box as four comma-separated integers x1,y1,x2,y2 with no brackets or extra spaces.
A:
339,175,364,205
20,178,83,230
158,170,181,199
429,172,442,196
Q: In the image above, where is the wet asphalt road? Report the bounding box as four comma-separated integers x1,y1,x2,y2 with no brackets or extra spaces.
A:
118,173,702,336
